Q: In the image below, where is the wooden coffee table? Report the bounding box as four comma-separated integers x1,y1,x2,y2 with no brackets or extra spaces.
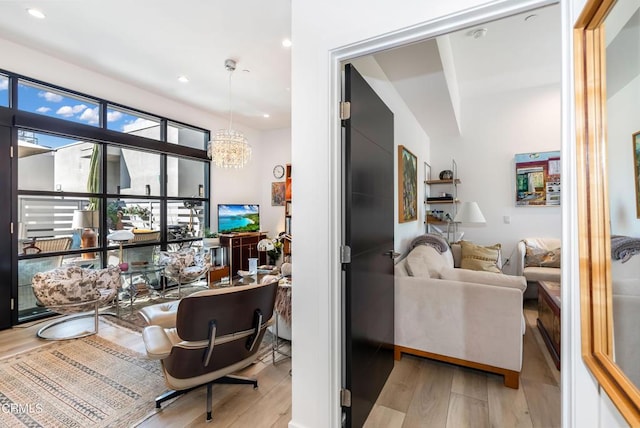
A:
537,280,560,369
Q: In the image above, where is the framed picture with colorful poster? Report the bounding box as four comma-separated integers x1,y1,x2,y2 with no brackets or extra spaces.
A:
515,151,560,207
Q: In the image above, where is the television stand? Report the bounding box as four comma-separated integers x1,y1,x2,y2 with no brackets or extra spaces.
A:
220,232,267,277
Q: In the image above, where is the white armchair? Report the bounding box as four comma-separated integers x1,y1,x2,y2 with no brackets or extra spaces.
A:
515,237,561,299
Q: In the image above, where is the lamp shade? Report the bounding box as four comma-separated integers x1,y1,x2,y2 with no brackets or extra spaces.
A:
453,201,486,224
72,209,99,229
257,238,275,252
106,230,135,242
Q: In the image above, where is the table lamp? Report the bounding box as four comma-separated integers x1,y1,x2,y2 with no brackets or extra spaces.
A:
106,229,134,271
451,201,486,242
72,209,99,259
257,238,275,268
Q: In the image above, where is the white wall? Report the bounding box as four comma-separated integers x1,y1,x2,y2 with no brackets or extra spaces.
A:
349,56,430,254
432,84,562,274
607,74,640,237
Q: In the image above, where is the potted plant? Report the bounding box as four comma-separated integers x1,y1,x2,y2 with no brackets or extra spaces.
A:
203,228,220,247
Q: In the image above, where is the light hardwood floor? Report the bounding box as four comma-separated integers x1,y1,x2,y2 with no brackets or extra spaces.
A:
365,300,561,428
0,300,558,428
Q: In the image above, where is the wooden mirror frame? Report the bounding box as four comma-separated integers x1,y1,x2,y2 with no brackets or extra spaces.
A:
575,0,640,423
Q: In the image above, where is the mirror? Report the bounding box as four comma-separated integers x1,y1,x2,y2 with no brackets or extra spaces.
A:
576,0,640,423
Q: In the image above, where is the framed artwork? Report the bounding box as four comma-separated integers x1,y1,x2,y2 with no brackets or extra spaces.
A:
515,151,561,206
398,145,418,222
634,131,640,218
271,182,285,206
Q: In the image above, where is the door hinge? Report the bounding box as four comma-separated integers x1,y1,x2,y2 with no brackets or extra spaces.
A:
340,388,351,407
10,298,14,311
10,222,13,235
340,101,351,120
10,146,14,158
340,245,351,264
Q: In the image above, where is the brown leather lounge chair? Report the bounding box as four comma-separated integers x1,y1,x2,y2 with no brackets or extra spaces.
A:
141,278,278,421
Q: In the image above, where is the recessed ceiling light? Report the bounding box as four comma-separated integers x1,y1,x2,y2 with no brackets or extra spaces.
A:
282,38,292,48
27,8,45,19
525,14,538,22
177,75,189,83
263,114,270,118
470,28,488,39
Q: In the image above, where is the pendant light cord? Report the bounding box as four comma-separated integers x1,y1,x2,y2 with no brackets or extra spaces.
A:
227,69,234,131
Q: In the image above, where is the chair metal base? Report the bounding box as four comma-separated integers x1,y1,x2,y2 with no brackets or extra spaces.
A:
155,375,258,422
37,310,99,341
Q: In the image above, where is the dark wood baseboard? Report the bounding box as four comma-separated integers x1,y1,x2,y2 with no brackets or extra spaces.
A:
394,345,520,389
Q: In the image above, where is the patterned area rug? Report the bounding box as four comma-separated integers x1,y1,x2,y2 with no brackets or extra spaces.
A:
0,335,165,428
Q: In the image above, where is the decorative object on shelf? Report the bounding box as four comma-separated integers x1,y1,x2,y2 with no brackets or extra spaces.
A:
271,182,286,206
107,229,135,272
515,151,561,206
202,227,220,247
398,145,418,223
273,164,285,179
72,209,99,260
439,169,454,180
207,59,252,168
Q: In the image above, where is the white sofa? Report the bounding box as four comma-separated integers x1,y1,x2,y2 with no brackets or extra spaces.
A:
515,237,561,300
395,244,526,388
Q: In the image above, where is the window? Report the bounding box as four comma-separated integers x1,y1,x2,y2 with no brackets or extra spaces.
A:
0,74,8,107
106,147,161,196
107,105,161,140
167,155,207,198
8,71,210,324
17,80,100,127
167,121,208,149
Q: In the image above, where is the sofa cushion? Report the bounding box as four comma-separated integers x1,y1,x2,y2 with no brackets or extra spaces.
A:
459,241,501,273
525,246,561,268
522,266,561,283
405,245,452,278
440,268,526,292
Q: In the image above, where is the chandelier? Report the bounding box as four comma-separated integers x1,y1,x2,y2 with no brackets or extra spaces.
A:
207,59,252,168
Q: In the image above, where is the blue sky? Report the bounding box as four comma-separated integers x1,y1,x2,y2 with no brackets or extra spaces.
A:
1,77,155,149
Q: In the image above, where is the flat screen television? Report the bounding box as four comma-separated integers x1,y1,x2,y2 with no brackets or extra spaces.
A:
217,204,260,233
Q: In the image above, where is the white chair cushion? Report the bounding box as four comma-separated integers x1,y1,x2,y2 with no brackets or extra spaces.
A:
405,245,452,278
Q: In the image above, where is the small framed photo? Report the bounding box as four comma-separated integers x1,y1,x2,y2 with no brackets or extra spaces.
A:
271,182,286,206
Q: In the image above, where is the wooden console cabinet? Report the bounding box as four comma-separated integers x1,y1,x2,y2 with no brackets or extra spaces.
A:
537,280,561,370
219,232,267,277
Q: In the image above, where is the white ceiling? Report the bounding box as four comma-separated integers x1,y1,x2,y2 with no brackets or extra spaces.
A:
0,0,292,130
0,2,560,136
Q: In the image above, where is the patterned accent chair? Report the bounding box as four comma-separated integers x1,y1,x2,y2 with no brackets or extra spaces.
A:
159,247,210,297
31,265,121,340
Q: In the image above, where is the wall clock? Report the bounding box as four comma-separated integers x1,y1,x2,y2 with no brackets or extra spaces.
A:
273,164,285,179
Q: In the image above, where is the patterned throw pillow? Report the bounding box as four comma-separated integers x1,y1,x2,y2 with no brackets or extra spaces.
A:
525,246,561,268
460,241,502,273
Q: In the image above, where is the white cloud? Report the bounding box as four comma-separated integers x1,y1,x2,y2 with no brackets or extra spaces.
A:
71,104,87,114
36,106,51,113
107,110,123,122
0,78,7,91
39,91,63,102
56,106,75,117
123,117,157,133
79,107,99,124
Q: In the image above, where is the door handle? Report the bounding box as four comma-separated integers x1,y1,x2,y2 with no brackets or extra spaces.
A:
384,250,401,259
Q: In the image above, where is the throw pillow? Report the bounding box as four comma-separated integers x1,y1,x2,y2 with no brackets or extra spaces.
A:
459,241,502,273
405,245,450,278
525,246,561,268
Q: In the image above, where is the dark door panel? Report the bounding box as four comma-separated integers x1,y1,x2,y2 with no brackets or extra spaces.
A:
343,64,395,427
0,125,12,329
